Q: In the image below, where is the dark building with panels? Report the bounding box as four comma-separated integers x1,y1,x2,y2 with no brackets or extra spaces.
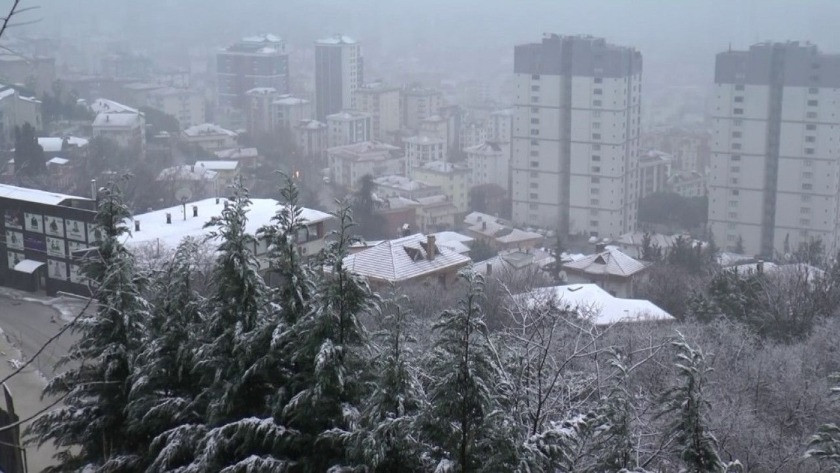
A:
216,34,290,110
0,184,96,295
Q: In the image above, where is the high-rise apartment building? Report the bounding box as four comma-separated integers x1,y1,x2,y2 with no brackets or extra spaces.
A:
354,83,400,141
315,35,363,120
401,86,444,130
511,34,642,237
709,42,840,257
217,34,289,111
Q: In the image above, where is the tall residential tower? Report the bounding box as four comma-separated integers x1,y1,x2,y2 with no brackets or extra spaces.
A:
511,35,642,237
709,42,840,257
217,34,289,110
315,35,363,120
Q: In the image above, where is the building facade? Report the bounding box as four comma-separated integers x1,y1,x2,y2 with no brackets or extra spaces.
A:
217,34,290,110
708,42,840,256
465,141,511,192
326,110,372,148
404,135,447,175
401,86,444,130
146,87,206,128
354,83,400,141
327,141,404,190
315,35,363,120
412,161,470,213
245,87,280,135
511,34,643,238
295,119,328,158
272,95,313,130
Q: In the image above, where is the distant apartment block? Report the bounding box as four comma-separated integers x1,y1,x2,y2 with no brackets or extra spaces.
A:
0,85,41,146
354,83,400,141
708,42,840,256
326,110,372,148
217,34,289,110
327,141,404,190
245,87,280,135
412,161,470,213
90,98,146,158
465,141,511,192
401,86,444,130
315,35,363,120
295,119,328,158
638,151,672,199
146,87,205,128
272,95,313,130
181,123,238,152
511,34,643,237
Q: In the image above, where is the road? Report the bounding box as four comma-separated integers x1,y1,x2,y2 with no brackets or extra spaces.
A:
0,298,78,377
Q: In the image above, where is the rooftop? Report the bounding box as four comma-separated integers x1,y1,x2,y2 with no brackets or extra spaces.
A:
416,160,469,174
194,160,239,171
563,248,648,278
374,175,436,192
464,141,505,154
93,112,142,128
343,233,471,283
183,123,237,138
38,136,89,153
246,87,278,96
242,33,283,44
297,119,326,130
214,148,259,159
517,284,674,325
90,98,140,115
0,183,91,206
404,135,445,145
156,164,219,182
327,141,401,160
317,34,358,45
273,94,309,106
326,110,371,121
125,198,331,251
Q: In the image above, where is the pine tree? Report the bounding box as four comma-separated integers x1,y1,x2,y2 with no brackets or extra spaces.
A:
657,333,732,473
342,293,428,472
279,205,376,471
422,271,517,472
806,374,840,468
27,178,149,471
14,122,46,177
126,238,205,467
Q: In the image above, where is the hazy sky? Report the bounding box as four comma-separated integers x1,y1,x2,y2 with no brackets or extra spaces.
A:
10,0,840,86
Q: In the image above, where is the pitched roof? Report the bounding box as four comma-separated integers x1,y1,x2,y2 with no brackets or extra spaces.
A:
343,233,471,283
194,160,239,171
562,248,647,278
0,183,91,206
38,136,89,153
182,123,237,137
517,284,674,325
93,112,142,128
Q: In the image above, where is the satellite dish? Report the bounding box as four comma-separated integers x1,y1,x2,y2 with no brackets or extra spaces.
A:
175,186,193,203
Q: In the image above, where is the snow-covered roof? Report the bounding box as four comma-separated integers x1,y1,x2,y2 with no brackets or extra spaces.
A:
474,248,555,274
343,233,471,283
431,231,474,245
615,231,687,249
328,141,401,161
47,157,69,165
297,119,327,130
0,88,15,101
14,259,45,274
183,123,237,137
194,160,239,171
38,136,89,153
156,165,218,182
90,98,140,115
464,141,505,154
214,148,258,159
404,135,445,145
495,228,544,245
416,160,469,174
246,87,277,96
563,248,648,278
517,284,675,325
464,211,504,227
326,110,371,121
0,183,91,206
273,95,309,106
125,198,332,250
374,175,436,192
317,34,358,45
242,33,283,44
93,112,142,128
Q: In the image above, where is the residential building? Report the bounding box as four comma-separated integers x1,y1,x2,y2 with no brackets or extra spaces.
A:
430,230,474,256
155,164,220,204
91,98,146,158
473,248,555,279
638,150,672,199
0,183,96,295
245,87,280,135
511,34,643,237
146,87,205,128
419,115,449,145
0,54,55,96
343,233,471,287
463,211,544,251
315,35,363,120
181,123,237,152
214,147,260,169
404,135,447,174
401,86,443,130
38,137,89,159
459,121,489,150
488,109,513,142
326,110,372,148
327,141,404,190
516,283,674,325
708,41,840,256
412,161,470,213
562,246,648,298
668,170,706,198
294,119,328,158
271,95,313,130
354,83,400,141
414,195,460,233
217,34,289,110
126,198,332,265
194,160,241,186
0,85,42,145
373,175,442,200
465,141,511,191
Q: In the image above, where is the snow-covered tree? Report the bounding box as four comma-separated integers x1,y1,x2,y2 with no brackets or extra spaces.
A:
27,178,149,471
127,238,205,466
806,374,840,468
280,205,376,471
422,270,518,472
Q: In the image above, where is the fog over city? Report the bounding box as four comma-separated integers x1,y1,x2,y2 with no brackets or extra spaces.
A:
4,1,840,472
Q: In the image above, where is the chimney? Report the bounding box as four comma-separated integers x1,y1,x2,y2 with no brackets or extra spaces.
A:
215,197,220,204
595,243,606,253
756,259,764,274
427,234,436,260
482,221,487,230
486,262,493,275
134,220,140,232
193,205,198,217
90,179,97,200
224,201,229,209
166,213,171,224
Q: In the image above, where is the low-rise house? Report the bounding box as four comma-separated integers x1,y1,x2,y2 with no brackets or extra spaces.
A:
343,233,471,288
516,283,675,326
430,231,474,256
412,160,470,213
414,195,459,233
326,110,372,148
294,119,328,158
38,137,89,159
90,98,146,157
156,164,220,204
373,175,441,200
464,211,543,251
327,141,404,190
194,160,241,187
0,85,42,144
182,123,238,152
214,147,260,169
562,247,649,298
464,141,510,191
473,248,555,282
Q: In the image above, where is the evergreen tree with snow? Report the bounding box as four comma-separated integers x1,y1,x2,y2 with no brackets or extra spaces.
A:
422,270,517,472
27,178,149,471
279,205,376,471
806,374,840,468
126,239,205,467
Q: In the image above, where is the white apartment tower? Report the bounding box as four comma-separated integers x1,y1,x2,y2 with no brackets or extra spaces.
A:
511,35,643,237
315,35,363,121
709,42,840,257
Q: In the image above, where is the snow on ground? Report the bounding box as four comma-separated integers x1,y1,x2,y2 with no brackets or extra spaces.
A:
0,287,92,323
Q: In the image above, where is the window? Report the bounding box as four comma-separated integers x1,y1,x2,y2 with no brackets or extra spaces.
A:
530,161,539,167
729,200,738,208
802,195,812,202
808,100,819,106
807,111,818,119
591,198,599,205
590,220,599,227
733,119,743,126
801,218,811,226
731,189,739,196
592,133,601,140
805,148,815,155
594,88,603,95
531,74,540,80
807,124,817,131
806,136,816,143
531,96,539,103
803,171,813,179
531,139,539,145
593,144,601,150
803,183,813,190
732,143,742,150
734,96,744,103
530,129,539,135
590,209,599,216
591,188,600,194
530,171,538,177
730,178,739,185
728,212,738,219
529,193,538,199
529,203,538,210
732,131,742,138
592,155,601,161
591,177,600,183
801,207,811,214
731,155,741,161
735,84,745,91
593,100,602,106
809,87,819,94
530,182,538,189
593,122,601,129
531,107,539,113
592,166,601,172
733,108,744,115
531,85,540,92
594,77,603,84
531,118,539,124
731,166,740,173
530,150,539,157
